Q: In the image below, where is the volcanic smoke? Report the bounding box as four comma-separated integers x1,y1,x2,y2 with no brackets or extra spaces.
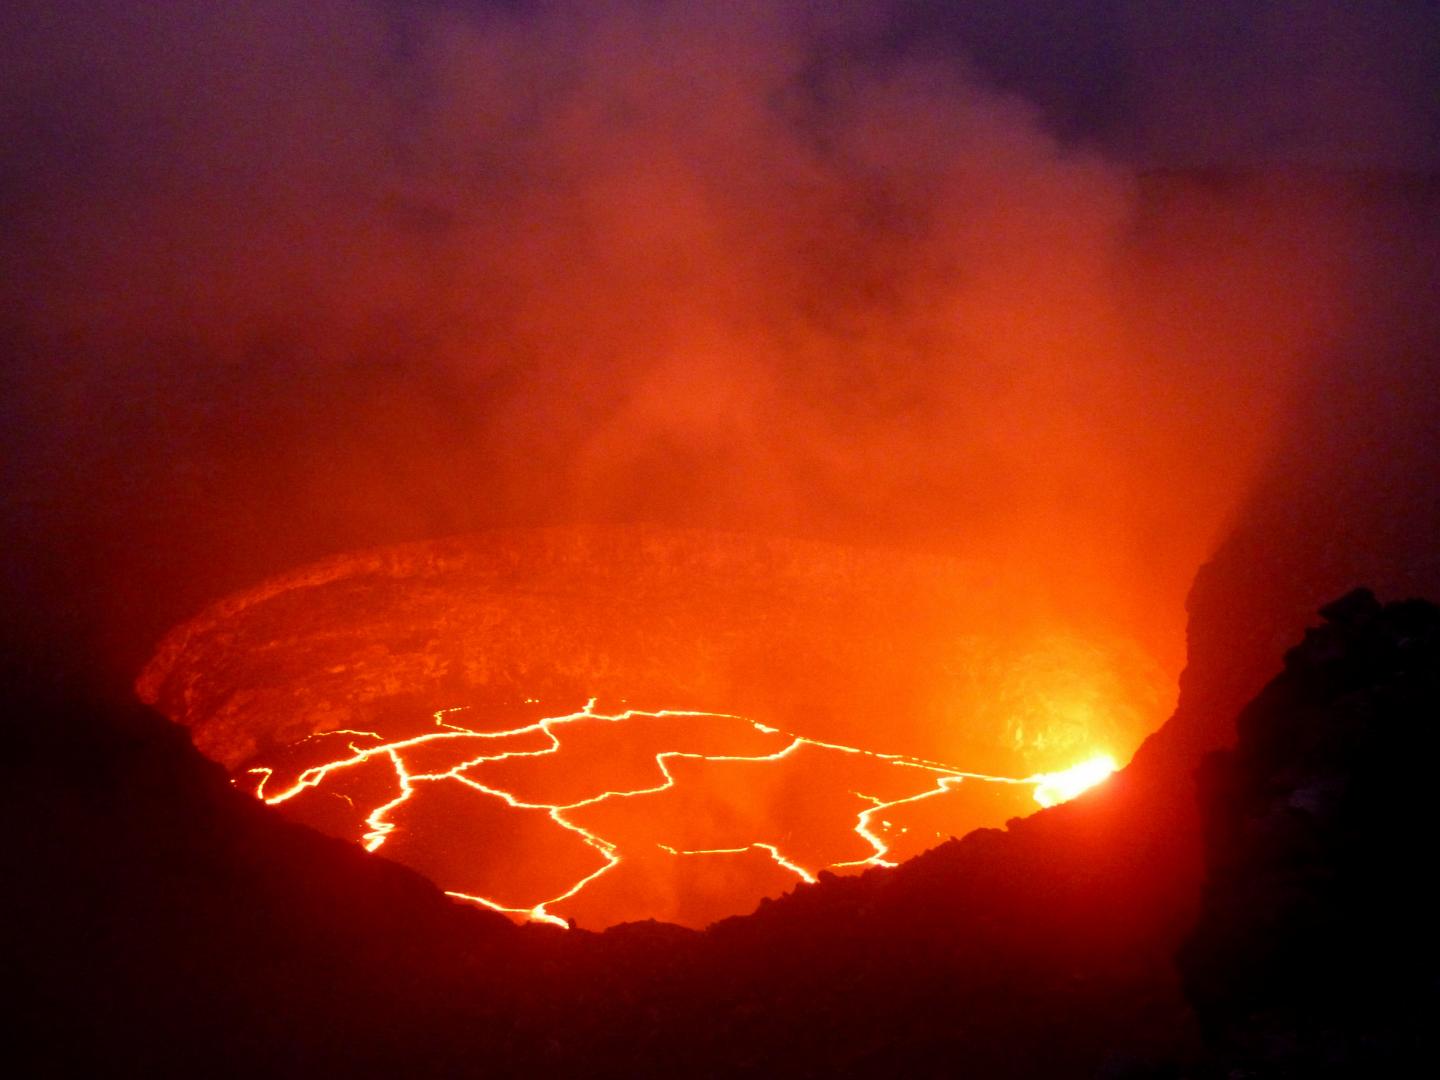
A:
7,1,1413,929
7,3,1440,1075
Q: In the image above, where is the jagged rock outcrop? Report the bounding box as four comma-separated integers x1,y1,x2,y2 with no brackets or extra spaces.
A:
1179,589,1440,1076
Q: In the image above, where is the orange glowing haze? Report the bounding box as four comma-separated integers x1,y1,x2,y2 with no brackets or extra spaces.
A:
12,3,1385,927
8,4,1363,698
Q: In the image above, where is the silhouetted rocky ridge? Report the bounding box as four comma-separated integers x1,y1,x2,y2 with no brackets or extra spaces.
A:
10,567,1440,1077
1179,589,1440,1076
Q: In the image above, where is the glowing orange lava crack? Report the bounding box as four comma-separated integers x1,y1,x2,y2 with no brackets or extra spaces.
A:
658,843,819,885
240,701,1117,927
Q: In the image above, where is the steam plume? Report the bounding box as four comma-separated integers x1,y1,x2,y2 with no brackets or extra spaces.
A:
2,1,1432,691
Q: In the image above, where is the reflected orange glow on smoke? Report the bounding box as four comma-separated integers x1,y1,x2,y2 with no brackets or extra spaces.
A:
7,5,1368,709
243,699,1120,930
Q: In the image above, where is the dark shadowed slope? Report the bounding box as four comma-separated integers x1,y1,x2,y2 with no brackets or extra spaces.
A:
1180,591,1440,1076
11,583,1436,1076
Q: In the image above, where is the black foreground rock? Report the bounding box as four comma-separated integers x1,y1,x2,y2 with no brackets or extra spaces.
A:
1179,589,1440,1077
8,579,1440,1078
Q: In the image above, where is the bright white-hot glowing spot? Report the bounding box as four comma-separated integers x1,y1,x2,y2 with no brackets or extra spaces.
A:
241,700,1121,927
1029,754,1118,809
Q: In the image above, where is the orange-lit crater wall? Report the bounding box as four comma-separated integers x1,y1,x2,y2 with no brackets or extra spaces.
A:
138,526,1165,929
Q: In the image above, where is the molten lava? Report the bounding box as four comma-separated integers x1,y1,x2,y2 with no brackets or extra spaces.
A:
136,529,1161,929
1032,754,1119,809
244,699,1117,929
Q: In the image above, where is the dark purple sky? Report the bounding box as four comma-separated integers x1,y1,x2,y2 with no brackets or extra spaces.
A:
889,0,1440,167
